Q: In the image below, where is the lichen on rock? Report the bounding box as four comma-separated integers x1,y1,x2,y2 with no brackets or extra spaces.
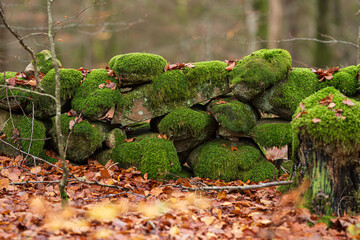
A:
230,49,292,102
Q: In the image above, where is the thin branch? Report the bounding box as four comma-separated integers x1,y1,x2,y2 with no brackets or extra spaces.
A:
0,2,42,90
174,181,293,192
0,85,56,101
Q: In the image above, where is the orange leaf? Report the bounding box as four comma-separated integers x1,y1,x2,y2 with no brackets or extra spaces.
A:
124,138,135,142
0,178,9,189
231,146,238,151
217,190,227,200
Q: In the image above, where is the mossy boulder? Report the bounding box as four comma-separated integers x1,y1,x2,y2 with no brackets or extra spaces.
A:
71,69,122,120
230,49,292,102
252,68,318,119
0,71,30,110
92,149,113,166
207,97,258,138
112,137,181,179
249,118,292,149
24,50,62,76
188,139,276,182
0,109,46,159
28,68,83,119
113,63,230,125
49,114,109,163
292,87,360,159
317,66,359,97
109,53,167,86
104,128,126,149
158,107,216,156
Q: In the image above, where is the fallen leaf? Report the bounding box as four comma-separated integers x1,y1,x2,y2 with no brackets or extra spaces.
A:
328,102,336,109
312,118,321,123
99,83,105,89
225,60,236,71
124,138,135,142
99,106,115,121
0,178,9,189
342,99,355,106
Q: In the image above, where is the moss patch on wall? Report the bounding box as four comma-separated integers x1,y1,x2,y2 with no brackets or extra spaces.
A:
250,121,292,148
72,69,122,120
109,52,167,85
0,71,30,108
33,50,62,74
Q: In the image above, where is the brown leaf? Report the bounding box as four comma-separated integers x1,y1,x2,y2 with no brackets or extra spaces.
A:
225,60,237,71
99,83,105,89
106,81,117,90
294,111,307,119
342,99,355,106
215,100,227,105
6,77,18,86
67,109,78,117
0,133,5,139
328,102,336,109
0,178,9,189
164,64,170,72
124,138,135,142
99,106,115,121
312,118,321,123
299,102,306,110
319,94,333,106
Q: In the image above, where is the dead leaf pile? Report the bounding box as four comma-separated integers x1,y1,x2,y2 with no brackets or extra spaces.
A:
0,154,358,239
164,62,195,72
311,67,340,83
4,72,45,87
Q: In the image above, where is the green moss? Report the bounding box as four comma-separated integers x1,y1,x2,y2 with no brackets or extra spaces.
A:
72,69,122,120
250,122,292,148
109,52,167,84
318,215,335,228
140,138,181,179
209,98,257,133
317,66,358,96
33,50,62,74
112,137,181,179
146,70,190,109
230,49,292,88
271,68,318,114
183,61,229,97
0,71,31,107
189,139,276,182
1,113,46,158
41,68,83,100
50,114,105,162
112,141,142,169
291,87,360,154
158,107,214,138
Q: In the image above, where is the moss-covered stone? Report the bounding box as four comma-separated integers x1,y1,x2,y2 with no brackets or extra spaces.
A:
71,69,122,120
291,87,360,156
49,114,109,163
28,68,83,119
188,139,276,182
0,71,30,110
109,52,167,86
183,61,229,98
207,97,258,136
112,137,181,179
253,68,318,119
92,148,113,166
249,119,292,148
317,66,358,97
0,109,46,159
105,128,126,149
230,49,292,101
34,50,62,74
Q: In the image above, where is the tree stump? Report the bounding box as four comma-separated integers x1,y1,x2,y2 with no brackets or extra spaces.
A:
291,87,360,216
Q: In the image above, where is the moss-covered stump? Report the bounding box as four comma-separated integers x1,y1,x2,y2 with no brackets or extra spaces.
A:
24,50,62,76
109,53,167,86
0,71,31,111
112,61,230,125
230,49,292,102
188,139,276,182
252,68,318,119
291,87,360,215
104,128,126,149
71,69,122,120
207,97,258,138
112,137,181,179
317,66,359,97
0,109,46,159
249,118,292,149
49,114,109,163
158,107,216,161
28,68,83,119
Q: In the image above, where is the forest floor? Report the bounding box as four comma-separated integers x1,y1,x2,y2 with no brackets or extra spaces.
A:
0,149,359,240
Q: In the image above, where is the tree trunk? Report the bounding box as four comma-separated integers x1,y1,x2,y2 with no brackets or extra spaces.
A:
296,134,360,216
268,0,282,49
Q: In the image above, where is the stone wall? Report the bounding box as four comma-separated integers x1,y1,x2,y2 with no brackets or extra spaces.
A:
0,49,359,181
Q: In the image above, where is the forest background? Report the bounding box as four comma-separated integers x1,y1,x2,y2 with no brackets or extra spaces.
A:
1,0,360,72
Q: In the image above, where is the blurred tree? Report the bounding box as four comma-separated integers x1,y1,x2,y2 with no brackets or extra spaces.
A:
268,0,282,49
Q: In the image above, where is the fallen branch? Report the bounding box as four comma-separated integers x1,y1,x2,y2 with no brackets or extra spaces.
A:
177,180,293,192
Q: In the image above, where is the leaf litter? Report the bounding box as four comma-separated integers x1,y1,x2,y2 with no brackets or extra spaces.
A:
0,153,358,239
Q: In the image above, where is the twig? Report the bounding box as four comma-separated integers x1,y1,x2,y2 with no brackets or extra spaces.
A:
0,2,42,90
174,181,293,192
0,84,56,101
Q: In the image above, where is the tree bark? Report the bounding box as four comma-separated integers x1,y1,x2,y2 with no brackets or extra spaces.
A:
268,0,282,49
296,134,360,216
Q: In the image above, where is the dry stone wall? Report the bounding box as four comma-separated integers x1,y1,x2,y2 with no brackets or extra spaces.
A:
0,49,359,182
